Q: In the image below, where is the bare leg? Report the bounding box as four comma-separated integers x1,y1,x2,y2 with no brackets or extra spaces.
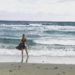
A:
21,49,23,62
25,48,28,57
26,56,28,63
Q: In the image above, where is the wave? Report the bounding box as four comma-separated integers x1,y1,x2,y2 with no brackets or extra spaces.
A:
1,24,75,31
0,38,20,45
45,30,75,35
44,25,75,31
0,24,28,27
0,48,75,56
29,24,42,26
42,22,75,26
29,49,75,56
34,39,75,45
0,49,21,55
2,22,45,26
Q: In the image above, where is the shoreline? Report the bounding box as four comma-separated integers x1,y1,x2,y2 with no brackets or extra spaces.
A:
0,55,75,64
0,55,75,75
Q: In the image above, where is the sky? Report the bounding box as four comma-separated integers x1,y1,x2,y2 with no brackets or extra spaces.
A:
0,0,75,21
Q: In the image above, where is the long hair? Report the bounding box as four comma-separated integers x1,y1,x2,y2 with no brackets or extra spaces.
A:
22,34,25,40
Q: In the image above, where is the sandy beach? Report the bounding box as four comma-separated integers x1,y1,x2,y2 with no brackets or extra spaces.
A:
0,63,75,75
0,56,75,75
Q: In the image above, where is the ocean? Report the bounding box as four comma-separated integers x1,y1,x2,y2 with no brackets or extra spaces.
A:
0,21,75,57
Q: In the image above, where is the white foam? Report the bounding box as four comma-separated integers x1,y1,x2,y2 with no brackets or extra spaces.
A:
29,24,42,26
1,24,75,33
0,49,20,55
29,50,75,56
45,25,75,31
34,39,75,45
0,24,26,27
0,48,75,57
1,24,75,31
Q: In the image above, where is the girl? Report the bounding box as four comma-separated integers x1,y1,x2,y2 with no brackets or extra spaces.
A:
16,34,29,62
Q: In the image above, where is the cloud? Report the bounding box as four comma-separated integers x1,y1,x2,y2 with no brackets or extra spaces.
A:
0,0,75,21
58,0,75,3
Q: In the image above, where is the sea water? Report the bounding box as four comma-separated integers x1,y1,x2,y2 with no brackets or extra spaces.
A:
0,21,75,57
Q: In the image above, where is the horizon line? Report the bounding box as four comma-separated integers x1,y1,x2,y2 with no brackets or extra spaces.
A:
0,20,75,22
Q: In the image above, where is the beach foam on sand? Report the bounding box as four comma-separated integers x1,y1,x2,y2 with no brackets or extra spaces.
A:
0,55,75,64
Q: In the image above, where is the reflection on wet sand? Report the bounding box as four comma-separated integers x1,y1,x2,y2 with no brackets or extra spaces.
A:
21,56,29,63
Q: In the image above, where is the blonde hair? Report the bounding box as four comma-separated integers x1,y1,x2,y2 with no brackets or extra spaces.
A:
22,34,25,39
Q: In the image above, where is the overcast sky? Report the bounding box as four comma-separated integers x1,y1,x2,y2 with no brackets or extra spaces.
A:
0,0,75,21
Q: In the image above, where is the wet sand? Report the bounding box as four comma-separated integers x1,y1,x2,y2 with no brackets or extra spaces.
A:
0,56,75,75
0,63,75,75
